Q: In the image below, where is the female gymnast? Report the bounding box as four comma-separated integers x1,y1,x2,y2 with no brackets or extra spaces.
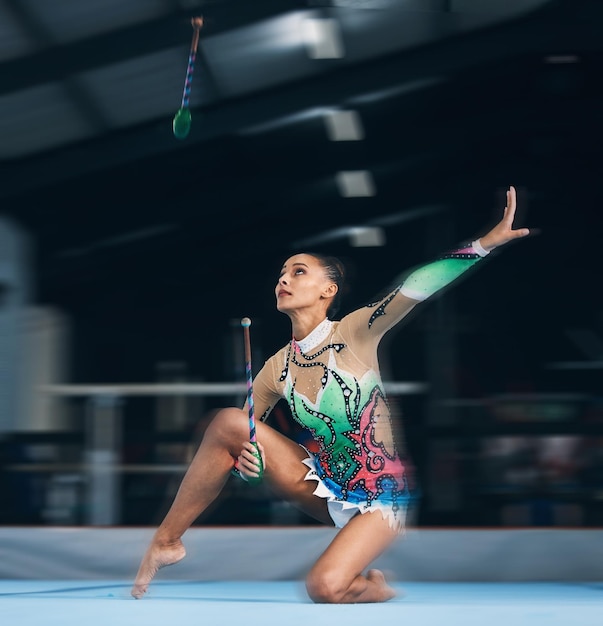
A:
132,185,530,603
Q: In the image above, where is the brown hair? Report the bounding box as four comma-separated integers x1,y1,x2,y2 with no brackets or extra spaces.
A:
304,252,346,319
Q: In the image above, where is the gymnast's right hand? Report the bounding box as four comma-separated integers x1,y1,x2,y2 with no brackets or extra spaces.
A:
237,441,265,479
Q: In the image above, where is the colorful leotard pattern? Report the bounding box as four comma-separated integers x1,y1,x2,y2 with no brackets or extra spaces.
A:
285,337,409,530
241,241,489,530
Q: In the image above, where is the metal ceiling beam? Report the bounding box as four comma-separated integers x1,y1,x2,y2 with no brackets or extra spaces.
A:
4,0,113,133
0,0,303,97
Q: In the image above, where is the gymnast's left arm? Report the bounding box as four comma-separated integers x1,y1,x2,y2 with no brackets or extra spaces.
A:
343,185,531,341
397,185,530,302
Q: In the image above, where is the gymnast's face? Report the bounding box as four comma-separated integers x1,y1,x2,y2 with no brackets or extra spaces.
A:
275,254,337,315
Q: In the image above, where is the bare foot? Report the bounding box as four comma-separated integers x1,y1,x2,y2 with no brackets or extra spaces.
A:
131,539,186,599
367,569,397,602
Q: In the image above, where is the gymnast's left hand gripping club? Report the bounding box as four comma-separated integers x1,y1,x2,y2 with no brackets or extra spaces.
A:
172,16,203,139
241,317,264,484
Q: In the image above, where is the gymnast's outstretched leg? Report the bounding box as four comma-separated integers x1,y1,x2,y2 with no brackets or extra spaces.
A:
131,407,330,598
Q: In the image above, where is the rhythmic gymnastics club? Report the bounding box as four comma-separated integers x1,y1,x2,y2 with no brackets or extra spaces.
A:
172,16,203,140
241,317,264,484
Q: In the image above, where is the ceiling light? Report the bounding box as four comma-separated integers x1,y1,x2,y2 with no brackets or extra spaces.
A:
544,54,580,64
349,226,385,247
335,170,376,197
303,18,344,59
324,109,364,141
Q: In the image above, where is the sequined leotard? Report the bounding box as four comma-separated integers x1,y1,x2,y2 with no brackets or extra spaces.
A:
245,241,489,530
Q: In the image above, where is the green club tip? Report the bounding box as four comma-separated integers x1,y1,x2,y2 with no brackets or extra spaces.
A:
173,108,191,139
